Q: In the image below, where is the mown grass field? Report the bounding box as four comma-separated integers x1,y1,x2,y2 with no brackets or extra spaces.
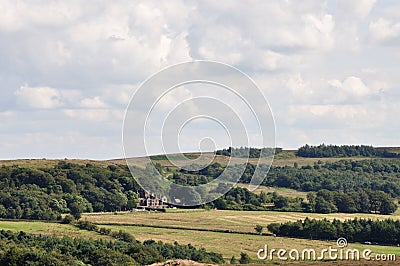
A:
1,218,397,263
82,210,400,234
99,224,400,261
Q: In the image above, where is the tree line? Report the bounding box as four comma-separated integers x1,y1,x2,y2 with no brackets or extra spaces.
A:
216,147,282,158
0,229,224,265
206,187,397,214
267,217,400,245
297,144,400,158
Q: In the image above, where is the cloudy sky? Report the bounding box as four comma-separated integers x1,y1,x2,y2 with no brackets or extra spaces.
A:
1,0,399,159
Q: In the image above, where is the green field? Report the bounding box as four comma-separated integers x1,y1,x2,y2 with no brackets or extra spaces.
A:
0,217,398,263
82,210,400,234
100,224,400,261
80,209,400,261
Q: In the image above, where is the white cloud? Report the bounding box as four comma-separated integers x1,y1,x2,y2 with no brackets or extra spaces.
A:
301,14,335,50
290,104,368,121
15,86,63,109
286,74,312,100
80,96,107,108
283,74,381,106
1,1,400,158
329,76,372,97
369,18,400,43
63,109,111,122
0,1,81,32
336,0,376,20
102,84,136,106
187,1,335,70
253,50,301,71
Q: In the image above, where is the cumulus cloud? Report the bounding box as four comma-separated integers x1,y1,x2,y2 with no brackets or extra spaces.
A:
1,1,400,158
80,96,107,108
15,86,63,109
369,18,400,43
329,76,373,97
289,104,368,122
187,1,335,70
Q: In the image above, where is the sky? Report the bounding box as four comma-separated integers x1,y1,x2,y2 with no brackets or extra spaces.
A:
1,0,400,159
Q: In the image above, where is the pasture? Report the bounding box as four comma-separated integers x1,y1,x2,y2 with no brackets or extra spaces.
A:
0,216,398,262
82,209,400,234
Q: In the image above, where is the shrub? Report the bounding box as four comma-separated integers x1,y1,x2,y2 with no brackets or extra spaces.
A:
61,214,75,224
239,252,250,264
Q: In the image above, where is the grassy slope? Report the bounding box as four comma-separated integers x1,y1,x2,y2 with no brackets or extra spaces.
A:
235,183,309,199
100,224,400,261
82,210,400,234
82,210,400,261
1,218,396,262
2,148,397,168
1,150,400,263
0,220,112,240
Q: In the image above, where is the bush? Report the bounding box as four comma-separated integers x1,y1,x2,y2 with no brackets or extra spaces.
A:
76,221,98,232
254,224,263,235
99,227,112,235
239,252,250,264
61,214,75,224
111,230,136,242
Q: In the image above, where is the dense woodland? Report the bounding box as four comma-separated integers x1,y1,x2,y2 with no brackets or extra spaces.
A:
179,159,400,214
0,229,224,265
205,185,397,214
183,159,400,198
297,144,400,158
0,162,141,220
267,218,400,245
305,189,396,214
241,159,400,197
0,156,399,219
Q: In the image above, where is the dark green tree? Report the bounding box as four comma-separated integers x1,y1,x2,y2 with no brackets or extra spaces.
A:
254,224,264,235
239,252,250,264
